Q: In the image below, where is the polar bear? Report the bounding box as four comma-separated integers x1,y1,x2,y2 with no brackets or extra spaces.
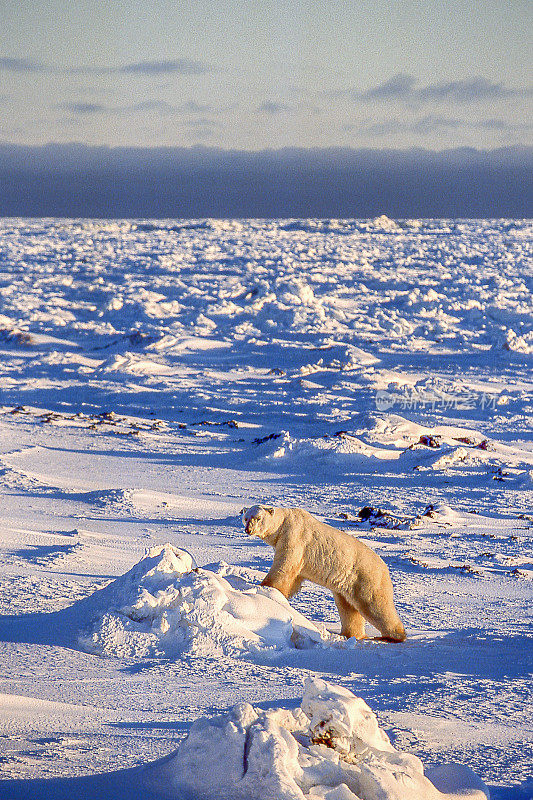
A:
242,504,406,642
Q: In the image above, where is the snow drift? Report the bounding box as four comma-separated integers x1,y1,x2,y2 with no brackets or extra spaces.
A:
78,544,323,658
256,413,533,480
153,677,489,800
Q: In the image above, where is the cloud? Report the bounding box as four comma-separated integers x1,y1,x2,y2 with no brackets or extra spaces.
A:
0,57,52,73
471,118,532,132
63,102,108,115
0,55,212,77
418,77,520,102
356,74,531,104
126,100,177,114
118,59,211,76
173,101,235,115
257,101,295,115
362,74,416,101
60,99,223,117
411,115,463,134
355,115,532,138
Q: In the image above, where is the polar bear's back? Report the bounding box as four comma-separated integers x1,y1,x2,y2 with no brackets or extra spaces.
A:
277,507,390,592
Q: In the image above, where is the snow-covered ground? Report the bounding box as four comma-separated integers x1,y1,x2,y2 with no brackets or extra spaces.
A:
0,217,531,799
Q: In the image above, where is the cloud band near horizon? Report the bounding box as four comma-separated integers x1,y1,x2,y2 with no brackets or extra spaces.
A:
0,142,530,219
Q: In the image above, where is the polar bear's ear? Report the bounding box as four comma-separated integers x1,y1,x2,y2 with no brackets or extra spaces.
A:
264,506,275,515
239,507,248,516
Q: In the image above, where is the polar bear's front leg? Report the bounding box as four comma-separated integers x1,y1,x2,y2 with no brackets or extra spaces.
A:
261,546,303,598
261,568,299,598
287,576,304,597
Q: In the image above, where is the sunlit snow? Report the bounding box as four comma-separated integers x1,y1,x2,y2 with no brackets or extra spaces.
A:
0,217,531,799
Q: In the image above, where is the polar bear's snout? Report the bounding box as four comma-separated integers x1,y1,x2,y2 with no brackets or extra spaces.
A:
245,518,254,535
243,510,260,536
242,507,256,535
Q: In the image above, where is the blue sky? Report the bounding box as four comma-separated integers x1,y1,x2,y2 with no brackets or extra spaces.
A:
0,0,531,150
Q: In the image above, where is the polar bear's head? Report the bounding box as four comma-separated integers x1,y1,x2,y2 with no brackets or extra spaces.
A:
242,504,276,538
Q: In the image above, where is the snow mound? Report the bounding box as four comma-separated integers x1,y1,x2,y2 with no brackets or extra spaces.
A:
97,353,174,375
78,544,323,658
157,678,489,800
299,343,380,372
492,328,533,354
148,334,231,354
258,431,399,466
77,488,134,508
257,414,533,476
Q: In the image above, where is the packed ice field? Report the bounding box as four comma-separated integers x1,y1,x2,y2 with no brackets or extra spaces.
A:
0,216,531,799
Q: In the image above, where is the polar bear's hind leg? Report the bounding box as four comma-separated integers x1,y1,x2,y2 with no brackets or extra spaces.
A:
358,597,406,642
333,593,366,639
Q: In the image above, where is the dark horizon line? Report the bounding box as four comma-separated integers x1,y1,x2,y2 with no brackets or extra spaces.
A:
1,141,531,219
1,216,530,223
